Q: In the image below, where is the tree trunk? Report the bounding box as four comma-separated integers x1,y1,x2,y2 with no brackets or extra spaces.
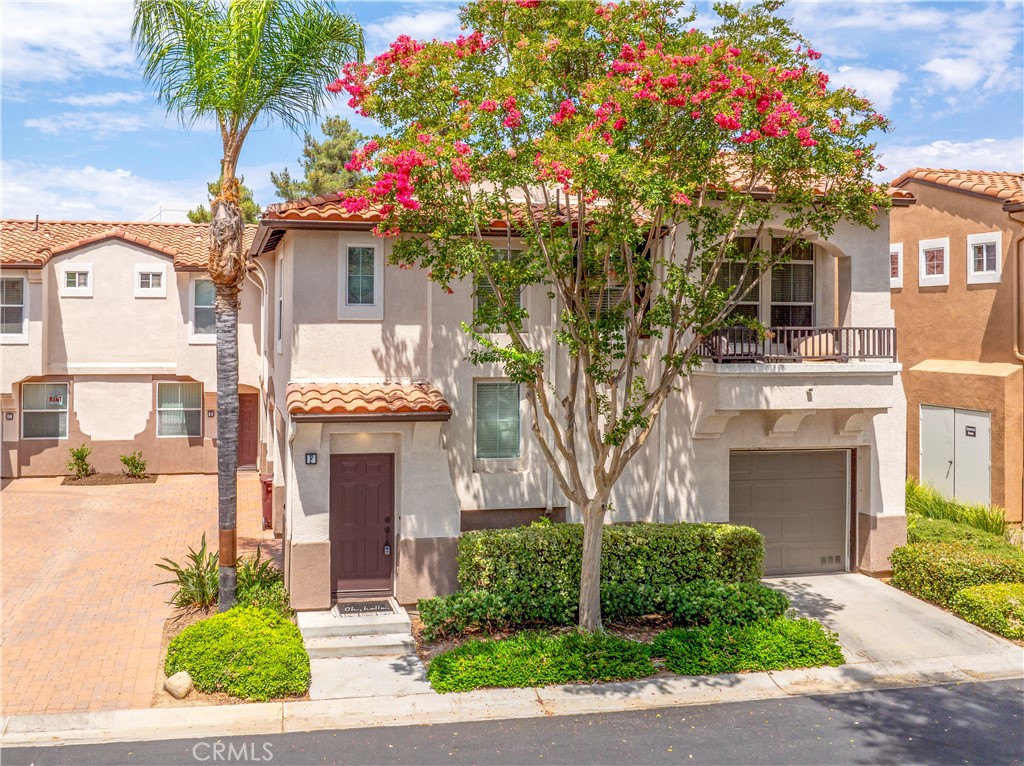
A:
578,499,607,632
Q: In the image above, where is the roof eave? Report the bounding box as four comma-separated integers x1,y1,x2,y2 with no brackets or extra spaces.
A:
288,411,452,423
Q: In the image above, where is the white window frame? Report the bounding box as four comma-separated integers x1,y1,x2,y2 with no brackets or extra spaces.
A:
188,276,216,344
966,231,1002,285
134,264,167,298
275,256,284,354
0,275,28,344
473,379,524,471
21,382,69,440
889,243,903,289
58,263,93,297
338,242,383,321
156,381,204,438
918,237,949,287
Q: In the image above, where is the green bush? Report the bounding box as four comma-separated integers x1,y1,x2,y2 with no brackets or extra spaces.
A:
664,581,790,627
67,444,94,479
119,451,148,478
156,534,219,608
427,631,655,693
907,516,1023,560
653,618,844,675
165,607,310,701
889,543,1024,607
906,478,1009,537
950,583,1024,640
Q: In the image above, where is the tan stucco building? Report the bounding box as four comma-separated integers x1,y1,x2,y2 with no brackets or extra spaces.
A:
889,169,1024,522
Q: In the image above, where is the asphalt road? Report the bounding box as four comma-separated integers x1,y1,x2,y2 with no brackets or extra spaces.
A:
5,679,1022,766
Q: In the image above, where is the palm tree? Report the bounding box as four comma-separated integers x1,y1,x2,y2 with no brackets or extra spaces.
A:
133,0,363,611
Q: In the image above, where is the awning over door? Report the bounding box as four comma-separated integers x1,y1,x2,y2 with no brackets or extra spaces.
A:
286,382,451,422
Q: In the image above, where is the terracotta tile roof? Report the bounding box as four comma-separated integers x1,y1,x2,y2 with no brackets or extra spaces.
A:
890,168,1024,207
0,219,257,270
286,382,452,420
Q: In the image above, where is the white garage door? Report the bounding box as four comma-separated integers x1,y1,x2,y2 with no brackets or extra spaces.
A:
730,450,849,575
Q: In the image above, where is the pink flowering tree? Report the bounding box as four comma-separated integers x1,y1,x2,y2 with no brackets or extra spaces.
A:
332,0,889,631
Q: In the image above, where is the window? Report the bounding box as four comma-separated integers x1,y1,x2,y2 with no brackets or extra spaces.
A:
476,249,523,323
191,278,216,339
918,237,949,287
770,239,814,327
889,243,903,289
967,231,1002,285
714,237,759,322
58,263,93,297
1,277,26,340
134,264,167,298
157,382,203,437
22,382,68,439
475,382,520,459
339,243,383,320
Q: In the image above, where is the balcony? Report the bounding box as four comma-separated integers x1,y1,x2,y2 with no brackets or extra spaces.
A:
699,326,897,364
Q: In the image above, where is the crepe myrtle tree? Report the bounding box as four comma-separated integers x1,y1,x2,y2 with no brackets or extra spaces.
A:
332,0,889,631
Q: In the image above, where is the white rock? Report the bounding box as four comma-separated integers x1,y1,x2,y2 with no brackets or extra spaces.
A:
164,671,194,699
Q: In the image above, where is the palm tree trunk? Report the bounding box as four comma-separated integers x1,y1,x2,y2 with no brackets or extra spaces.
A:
578,498,607,631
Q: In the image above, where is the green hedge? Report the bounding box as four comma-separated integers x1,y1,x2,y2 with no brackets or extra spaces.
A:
652,618,844,675
889,543,1024,608
165,607,310,701
907,516,1024,560
950,583,1024,640
427,631,655,693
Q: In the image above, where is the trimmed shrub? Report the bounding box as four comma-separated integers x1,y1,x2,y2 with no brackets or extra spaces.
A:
426,631,655,693
653,618,844,675
950,583,1024,640
67,444,94,479
120,451,148,478
906,516,1023,560
889,543,1024,608
906,478,1009,537
165,607,310,701
664,581,790,627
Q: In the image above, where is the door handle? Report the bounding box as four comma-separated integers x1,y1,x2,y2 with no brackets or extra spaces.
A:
383,543,391,556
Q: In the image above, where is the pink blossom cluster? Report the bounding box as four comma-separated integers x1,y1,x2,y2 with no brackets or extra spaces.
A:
551,99,577,125
343,139,380,173
503,96,523,128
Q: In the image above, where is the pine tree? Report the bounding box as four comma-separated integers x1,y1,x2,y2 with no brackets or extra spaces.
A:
270,116,365,200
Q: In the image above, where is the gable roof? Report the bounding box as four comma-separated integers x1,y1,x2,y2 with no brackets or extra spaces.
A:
0,220,257,270
890,168,1024,210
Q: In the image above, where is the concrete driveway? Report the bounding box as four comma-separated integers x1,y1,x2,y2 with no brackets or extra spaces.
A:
766,573,1018,665
1,474,277,717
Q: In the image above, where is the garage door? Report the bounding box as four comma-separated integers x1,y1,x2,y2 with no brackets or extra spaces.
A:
730,450,848,575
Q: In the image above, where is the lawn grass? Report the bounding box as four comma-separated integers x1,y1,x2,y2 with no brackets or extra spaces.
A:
905,478,1009,538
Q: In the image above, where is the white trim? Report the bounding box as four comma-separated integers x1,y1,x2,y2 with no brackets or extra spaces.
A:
889,243,903,289
58,263,93,297
275,253,283,355
134,263,167,298
966,231,1002,285
56,362,177,369
188,276,216,344
21,382,69,440
338,242,384,321
918,237,949,287
0,275,29,344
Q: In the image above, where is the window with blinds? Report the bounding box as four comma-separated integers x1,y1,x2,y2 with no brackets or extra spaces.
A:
714,237,759,322
22,382,68,439
157,381,203,437
475,382,520,459
475,249,522,319
770,239,814,327
1,277,25,336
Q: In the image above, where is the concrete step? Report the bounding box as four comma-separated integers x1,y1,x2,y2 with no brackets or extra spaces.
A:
297,610,412,639
304,633,416,659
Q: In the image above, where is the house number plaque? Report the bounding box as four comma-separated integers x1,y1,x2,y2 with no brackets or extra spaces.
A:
965,426,976,437
305,452,317,465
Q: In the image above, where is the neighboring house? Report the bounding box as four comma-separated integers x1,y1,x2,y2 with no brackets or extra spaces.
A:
250,192,911,609
0,220,264,478
889,169,1024,523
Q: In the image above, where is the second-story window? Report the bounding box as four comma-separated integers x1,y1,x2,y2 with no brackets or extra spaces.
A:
58,263,93,297
475,249,523,322
889,243,903,289
339,243,383,320
967,231,1001,285
770,239,814,327
1,277,26,339
192,279,216,337
135,264,167,298
714,237,759,322
918,237,950,287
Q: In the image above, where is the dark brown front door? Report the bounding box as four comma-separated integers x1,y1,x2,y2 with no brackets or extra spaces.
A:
238,394,258,467
330,454,394,594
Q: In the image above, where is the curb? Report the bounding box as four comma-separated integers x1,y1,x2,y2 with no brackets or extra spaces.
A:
4,650,1022,748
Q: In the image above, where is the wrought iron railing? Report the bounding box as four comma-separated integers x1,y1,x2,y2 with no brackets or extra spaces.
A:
699,326,897,363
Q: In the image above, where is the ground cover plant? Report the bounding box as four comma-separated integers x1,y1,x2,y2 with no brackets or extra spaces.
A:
889,543,1024,609
905,478,1009,537
907,515,1023,560
949,583,1024,640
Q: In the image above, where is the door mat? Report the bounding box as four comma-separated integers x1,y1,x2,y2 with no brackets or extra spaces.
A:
333,600,394,617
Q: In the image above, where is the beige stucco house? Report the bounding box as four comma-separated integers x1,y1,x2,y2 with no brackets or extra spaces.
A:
250,193,911,610
0,220,263,478
889,169,1024,522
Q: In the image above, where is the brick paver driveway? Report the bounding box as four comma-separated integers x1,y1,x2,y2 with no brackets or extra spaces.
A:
1,473,277,717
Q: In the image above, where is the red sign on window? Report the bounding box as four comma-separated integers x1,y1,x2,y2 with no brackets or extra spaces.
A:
48,395,63,404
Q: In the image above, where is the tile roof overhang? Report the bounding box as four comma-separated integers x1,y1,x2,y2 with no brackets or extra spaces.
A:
890,168,1024,210
286,382,452,422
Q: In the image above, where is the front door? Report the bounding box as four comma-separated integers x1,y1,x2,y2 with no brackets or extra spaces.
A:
330,453,395,595
238,394,258,468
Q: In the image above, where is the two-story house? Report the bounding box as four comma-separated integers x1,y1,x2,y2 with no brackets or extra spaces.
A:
0,220,264,478
889,169,1024,523
250,192,911,610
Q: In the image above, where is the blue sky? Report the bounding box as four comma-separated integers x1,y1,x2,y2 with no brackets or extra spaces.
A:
1,0,1021,222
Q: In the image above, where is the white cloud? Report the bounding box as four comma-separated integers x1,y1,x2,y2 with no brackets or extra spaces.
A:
0,1,137,85
363,7,462,56
0,161,206,221
829,66,906,113
918,3,1022,93
878,137,1024,179
24,110,150,137
55,91,146,107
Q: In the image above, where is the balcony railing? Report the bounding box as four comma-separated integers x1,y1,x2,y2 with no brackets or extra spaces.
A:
699,326,897,364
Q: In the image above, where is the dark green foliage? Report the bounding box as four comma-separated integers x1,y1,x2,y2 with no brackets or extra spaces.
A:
165,607,310,701
907,516,1023,559
237,547,291,616
653,618,844,675
270,116,365,200
664,580,790,627
187,178,262,223
119,451,148,478
889,543,1024,608
156,533,219,608
950,583,1024,640
906,478,1009,537
426,631,655,693
67,444,94,479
